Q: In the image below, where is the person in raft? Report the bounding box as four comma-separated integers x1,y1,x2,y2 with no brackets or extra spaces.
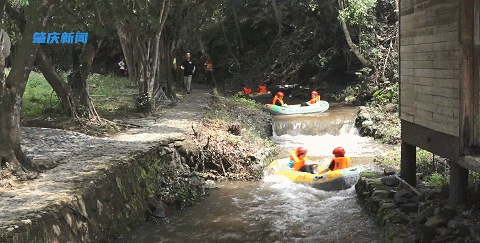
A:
302,91,321,106
243,87,252,95
320,147,351,174
258,84,268,93
287,147,315,173
272,92,287,106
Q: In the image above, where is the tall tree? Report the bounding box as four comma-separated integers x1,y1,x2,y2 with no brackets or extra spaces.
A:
0,0,54,175
111,0,172,112
337,0,398,84
337,0,375,70
7,0,105,120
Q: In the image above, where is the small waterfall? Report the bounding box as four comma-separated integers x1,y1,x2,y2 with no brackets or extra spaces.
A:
271,105,387,158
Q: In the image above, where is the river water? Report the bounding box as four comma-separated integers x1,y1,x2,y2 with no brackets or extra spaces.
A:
119,103,396,243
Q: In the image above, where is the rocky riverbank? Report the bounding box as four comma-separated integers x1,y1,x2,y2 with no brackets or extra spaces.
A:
355,105,401,145
356,171,480,242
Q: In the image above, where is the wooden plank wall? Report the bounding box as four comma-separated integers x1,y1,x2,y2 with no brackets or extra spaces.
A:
400,0,461,137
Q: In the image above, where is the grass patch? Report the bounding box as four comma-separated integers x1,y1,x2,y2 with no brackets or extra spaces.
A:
88,74,137,115
21,71,61,120
374,150,400,167
20,70,138,120
361,172,379,178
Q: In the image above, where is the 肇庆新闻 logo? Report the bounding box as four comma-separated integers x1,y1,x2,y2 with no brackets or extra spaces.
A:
32,32,88,44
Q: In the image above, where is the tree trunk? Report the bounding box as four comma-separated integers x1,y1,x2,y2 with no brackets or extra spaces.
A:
338,0,375,70
161,32,178,100
271,0,284,33
35,47,73,113
67,34,103,119
117,25,137,84
0,1,54,174
196,30,206,55
232,3,244,51
0,26,24,172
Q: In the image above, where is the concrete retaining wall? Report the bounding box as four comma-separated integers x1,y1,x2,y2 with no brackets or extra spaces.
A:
0,139,205,242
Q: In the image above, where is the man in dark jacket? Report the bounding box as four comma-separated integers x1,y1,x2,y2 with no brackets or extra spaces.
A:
181,53,195,94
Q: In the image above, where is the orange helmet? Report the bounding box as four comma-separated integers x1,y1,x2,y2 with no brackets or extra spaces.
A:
332,147,345,157
296,147,307,155
311,91,318,96
277,92,284,97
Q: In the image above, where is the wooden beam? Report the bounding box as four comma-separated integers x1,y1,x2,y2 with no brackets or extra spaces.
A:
401,141,417,187
460,0,475,149
401,120,460,160
449,161,469,205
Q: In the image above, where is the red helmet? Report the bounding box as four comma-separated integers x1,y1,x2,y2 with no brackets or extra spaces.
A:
311,91,318,96
277,92,284,97
296,147,307,155
332,147,345,157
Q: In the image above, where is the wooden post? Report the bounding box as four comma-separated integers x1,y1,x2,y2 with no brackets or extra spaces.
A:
401,141,417,187
450,161,469,205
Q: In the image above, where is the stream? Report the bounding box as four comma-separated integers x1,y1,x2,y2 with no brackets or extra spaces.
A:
119,103,398,243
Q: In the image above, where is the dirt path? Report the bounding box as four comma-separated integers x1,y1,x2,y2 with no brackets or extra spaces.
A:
110,87,211,142
0,86,212,229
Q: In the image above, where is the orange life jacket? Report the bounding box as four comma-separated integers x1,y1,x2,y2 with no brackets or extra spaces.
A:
289,151,307,171
258,86,267,93
331,157,351,171
205,61,213,72
272,95,284,105
243,87,252,94
310,96,320,104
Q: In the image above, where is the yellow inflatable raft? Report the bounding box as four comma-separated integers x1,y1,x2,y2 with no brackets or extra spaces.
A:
266,158,364,191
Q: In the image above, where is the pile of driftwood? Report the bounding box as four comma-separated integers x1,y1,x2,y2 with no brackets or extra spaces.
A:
188,120,269,181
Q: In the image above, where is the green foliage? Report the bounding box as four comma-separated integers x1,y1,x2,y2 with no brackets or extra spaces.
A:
426,173,449,187
372,82,398,105
135,94,151,112
415,149,450,185
21,71,138,120
361,172,379,178
22,71,61,120
10,0,29,8
232,94,264,110
338,0,377,26
469,171,480,186
374,150,400,167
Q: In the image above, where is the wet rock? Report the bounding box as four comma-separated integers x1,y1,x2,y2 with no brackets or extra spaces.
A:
400,202,419,214
412,212,428,225
417,225,436,243
455,226,471,236
391,236,404,243
385,103,397,112
147,198,169,219
447,219,462,229
425,216,445,228
384,167,397,176
394,189,412,204
381,176,399,187
436,226,451,237
403,234,419,243
363,120,374,126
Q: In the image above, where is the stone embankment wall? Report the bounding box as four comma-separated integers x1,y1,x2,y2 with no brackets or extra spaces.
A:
355,106,400,144
355,172,480,242
1,137,205,243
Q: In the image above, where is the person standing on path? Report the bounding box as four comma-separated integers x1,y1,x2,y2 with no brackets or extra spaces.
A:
204,58,213,86
181,53,195,94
